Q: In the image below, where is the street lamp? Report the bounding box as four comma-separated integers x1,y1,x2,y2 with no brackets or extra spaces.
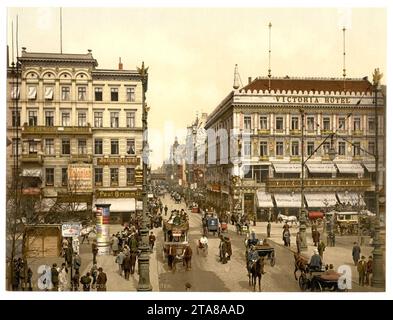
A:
137,61,152,291
299,109,336,251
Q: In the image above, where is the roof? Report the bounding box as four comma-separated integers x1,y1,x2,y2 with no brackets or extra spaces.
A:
19,51,98,67
241,77,372,93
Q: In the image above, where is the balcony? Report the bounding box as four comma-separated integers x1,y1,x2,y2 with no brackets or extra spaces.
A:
321,130,333,135
259,156,269,161
290,156,301,162
290,129,301,136
70,154,92,163
22,124,92,136
265,178,372,191
258,129,270,135
21,153,43,164
352,130,364,136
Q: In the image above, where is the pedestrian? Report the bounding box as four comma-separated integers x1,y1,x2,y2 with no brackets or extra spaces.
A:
73,252,81,274
317,240,326,260
366,255,373,285
80,272,92,291
58,263,69,291
72,236,80,255
122,253,132,280
96,267,107,291
72,270,80,291
312,228,320,246
51,263,59,291
111,234,119,256
115,251,125,276
64,246,73,268
296,232,301,254
62,238,69,257
27,267,33,291
168,245,176,270
11,259,20,291
92,240,98,265
267,222,271,238
149,231,156,252
357,256,367,286
352,242,361,266
164,205,168,216
90,264,98,290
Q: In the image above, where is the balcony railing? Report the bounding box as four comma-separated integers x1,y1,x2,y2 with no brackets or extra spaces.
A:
266,178,372,191
352,130,364,136
22,124,92,136
21,153,43,164
258,129,270,135
290,129,301,135
70,154,92,163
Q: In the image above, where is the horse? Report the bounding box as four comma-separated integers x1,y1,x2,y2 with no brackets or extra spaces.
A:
278,214,298,225
248,256,265,292
183,246,192,270
219,238,232,264
80,226,96,244
293,252,309,281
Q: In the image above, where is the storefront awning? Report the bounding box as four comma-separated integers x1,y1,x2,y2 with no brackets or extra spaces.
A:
304,193,337,208
95,198,136,213
335,163,364,174
274,193,301,208
256,191,274,208
337,192,366,206
306,163,336,174
21,168,42,178
363,163,375,172
272,163,301,173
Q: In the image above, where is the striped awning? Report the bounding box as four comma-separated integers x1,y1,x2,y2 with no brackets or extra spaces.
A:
256,191,274,208
304,193,337,208
272,163,301,173
335,163,364,174
274,193,302,208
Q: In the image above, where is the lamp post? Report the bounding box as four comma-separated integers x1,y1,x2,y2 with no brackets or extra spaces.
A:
137,62,152,291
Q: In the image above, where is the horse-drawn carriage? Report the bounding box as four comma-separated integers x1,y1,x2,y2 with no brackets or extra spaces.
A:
202,216,220,237
298,267,347,292
245,240,276,267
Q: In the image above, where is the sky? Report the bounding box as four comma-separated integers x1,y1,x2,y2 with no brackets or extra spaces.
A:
5,6,387,169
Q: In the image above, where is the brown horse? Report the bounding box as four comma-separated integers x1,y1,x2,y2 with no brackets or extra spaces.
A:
183,245,192,270
248,256,265,292
293,252,308,280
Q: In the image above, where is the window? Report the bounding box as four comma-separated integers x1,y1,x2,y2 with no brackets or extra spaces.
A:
95,87,103,101
62,168,68,186
127,139,135,155
78,87,87,101
353,142,361,156
28,110,37,126
126,87,135,102
291,117,299,130
368,117,375,132
95,168,103,186
12,111,20,127
12,138,20,156
62,139,70,155
11,86,20,99
126,112,135,128
338,117,346,130
78,112,87,126
44,87,54,100
323,117,331,130
259,116,268,130
110,112,119,128
28,86,37,100
127,168,135,185
368,142,375,155
45,168,54,186
244,115,252,130
243,141,251,156
353,117,361,131
307,141,314,156
111,139,119,154
78,139,87,154
45,111,54,126
94,139,103,155
111,88,119,101
61,87,70,101
291,141,299,156
276,117,283,130
338,141,346,156
45,139,54,155
110,168,119,186
276,141,283,156
94,112,103,128
323,141,331,155
259,141,268,157
307,117,314,130
61,112,70,126
29,141,38,154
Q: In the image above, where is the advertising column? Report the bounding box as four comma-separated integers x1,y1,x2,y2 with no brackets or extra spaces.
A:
95,204,111,255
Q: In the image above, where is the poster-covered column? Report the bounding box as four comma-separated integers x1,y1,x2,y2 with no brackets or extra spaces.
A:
95,204,111,255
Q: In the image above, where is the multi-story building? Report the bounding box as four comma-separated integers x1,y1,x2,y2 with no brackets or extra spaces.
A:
6,49,144,223
204,76,385,220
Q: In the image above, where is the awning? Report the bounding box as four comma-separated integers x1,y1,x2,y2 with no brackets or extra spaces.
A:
95,198,136,213
304,193,337,208
362,163,384,173
306,163,336,174
335,163,364,174
21,168,42,178
272,163,301,173
274,193,302,208
337,192,366,206
256,191,274,208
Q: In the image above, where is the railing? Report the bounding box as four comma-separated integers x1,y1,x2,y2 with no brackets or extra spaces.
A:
22,124,92,135
258,129,270,135
70,154,92,163
21,153,43,164
290,129,301,135
266,178,372,191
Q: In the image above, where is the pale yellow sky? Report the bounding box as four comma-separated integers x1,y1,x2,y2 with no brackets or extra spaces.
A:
6,7,387,168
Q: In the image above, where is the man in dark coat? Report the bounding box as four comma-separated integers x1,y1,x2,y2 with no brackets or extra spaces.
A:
352,242,361,266
357,256,367,286
122,254,132,280
365,256,373,286
51,263,59,291
267,222,271,238
164,205,168,216
96,267,107,291
92,240,98,265
80,272,92,291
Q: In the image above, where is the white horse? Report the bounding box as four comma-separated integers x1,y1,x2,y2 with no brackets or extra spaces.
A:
278,214,298,225
80,226,96,244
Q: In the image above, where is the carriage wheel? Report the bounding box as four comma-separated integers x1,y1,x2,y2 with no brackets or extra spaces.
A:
311,279,323,292
298,274,308,291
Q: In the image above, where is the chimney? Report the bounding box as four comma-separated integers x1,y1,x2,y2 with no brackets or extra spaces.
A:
248,77,252,84
118,57,123,70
